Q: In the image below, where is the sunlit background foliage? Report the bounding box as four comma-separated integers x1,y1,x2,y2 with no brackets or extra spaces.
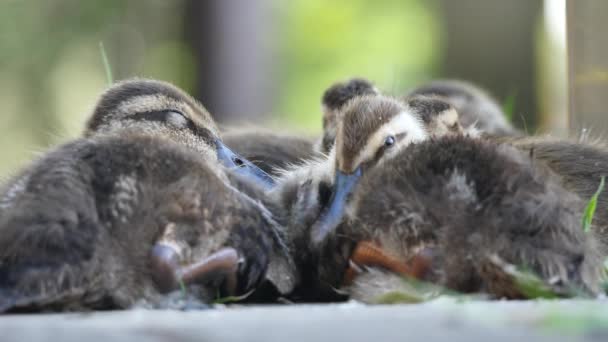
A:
0,0,564,178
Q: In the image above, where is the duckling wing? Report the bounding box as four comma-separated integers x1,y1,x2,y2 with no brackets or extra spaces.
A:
0,159,102,312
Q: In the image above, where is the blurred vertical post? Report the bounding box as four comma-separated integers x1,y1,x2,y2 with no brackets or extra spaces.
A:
566,1,608,136
184,0,277,124
438,0,542,131
537,0,568,137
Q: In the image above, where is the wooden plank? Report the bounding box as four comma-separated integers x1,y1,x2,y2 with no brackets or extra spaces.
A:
567,0,608,136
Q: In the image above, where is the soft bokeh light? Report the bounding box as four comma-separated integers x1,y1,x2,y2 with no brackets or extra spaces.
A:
272,0,441,132
0,0,559,178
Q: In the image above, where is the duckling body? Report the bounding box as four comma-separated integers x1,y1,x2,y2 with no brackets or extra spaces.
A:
0,135,290,311
406,80,608,255
0,79,293,312
273,90,466,300
301,85,602,301
496,136,608,253
315,136,601,300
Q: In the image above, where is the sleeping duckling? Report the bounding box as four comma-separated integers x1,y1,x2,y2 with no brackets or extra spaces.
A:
0,79,294,312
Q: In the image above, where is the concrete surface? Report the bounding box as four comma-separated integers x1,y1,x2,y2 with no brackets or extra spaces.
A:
1,298,608,342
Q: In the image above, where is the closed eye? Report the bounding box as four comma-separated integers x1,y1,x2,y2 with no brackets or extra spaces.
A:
129,110,190,129
165,110,189,129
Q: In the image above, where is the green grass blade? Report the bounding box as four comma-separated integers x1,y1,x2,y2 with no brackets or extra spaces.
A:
372,276,453,304
502,91,517,123
582,176,605,233
374,290,429,304
178,279,188,298
213,289,254,304
512,267,560,299
98,41,113,86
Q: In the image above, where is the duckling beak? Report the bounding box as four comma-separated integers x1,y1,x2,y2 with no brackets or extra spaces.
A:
311,167,362,245
215,140,275,189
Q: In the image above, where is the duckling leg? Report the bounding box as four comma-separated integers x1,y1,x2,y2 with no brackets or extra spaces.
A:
179,248,239,295
343,241,434,286
150,243,239,296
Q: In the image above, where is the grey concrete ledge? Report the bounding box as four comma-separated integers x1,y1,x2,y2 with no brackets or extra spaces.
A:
1,298,607,342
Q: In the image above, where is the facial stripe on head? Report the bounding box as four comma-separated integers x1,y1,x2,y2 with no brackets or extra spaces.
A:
114,95,218,135
86,79,218,137
349,110,428,171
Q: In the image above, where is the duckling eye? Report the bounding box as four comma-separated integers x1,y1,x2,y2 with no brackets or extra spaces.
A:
165,110,189,129
384,135,395,147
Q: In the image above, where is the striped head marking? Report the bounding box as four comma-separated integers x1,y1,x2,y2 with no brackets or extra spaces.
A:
85,79,220,155
334,95,428,174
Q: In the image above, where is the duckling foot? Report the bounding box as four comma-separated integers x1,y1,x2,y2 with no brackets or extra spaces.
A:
150,244,239,296
343,241,433,286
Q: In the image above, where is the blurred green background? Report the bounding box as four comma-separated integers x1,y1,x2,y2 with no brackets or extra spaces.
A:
0,0,565,178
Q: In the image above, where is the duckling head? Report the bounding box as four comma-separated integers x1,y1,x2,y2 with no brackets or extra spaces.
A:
84,78,274,188
319,78,379,153
407,95,464,138
312,95,448,245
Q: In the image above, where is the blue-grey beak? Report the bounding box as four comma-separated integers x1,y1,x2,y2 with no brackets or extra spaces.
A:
310,168,362,246
216,140,275,189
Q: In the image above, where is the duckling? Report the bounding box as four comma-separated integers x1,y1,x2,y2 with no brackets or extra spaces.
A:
406,79,519,137
308,104,602,300
308,93,467,246
388,79,608,255
276,92,451,235
406,82,608,248
494,135,608,253
0,79,295,312
272,93,466,300
222,129,319,177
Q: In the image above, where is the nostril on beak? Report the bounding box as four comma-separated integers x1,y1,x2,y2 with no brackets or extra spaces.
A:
233,156,245,167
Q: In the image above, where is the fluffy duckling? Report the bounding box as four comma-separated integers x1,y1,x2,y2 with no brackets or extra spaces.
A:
308,103,602,300
0,79,294,312
308,93,465,246
271,92,466,300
